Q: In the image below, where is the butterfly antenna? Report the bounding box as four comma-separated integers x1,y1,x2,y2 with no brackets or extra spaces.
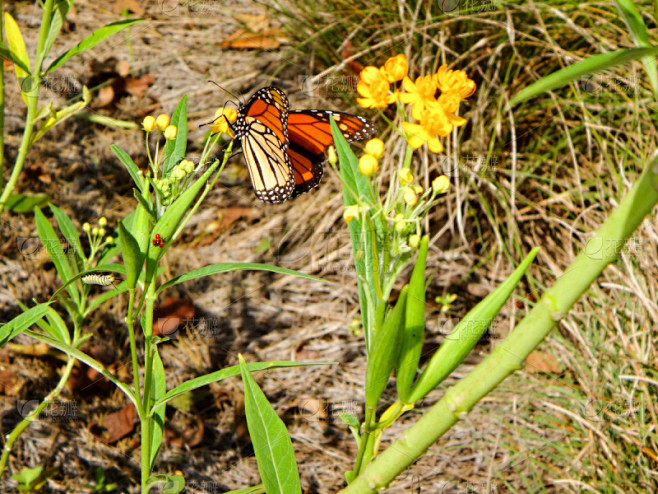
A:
207,80,241,102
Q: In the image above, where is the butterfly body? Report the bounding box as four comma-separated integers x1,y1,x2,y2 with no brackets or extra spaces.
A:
233,87,375,203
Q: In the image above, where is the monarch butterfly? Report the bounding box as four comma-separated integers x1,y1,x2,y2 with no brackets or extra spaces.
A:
231,87,375,203
81,273,115,286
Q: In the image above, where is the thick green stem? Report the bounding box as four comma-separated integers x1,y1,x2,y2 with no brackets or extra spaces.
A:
340,162,658,493
0,356,76,475
140,280,156,491
0,0,5,187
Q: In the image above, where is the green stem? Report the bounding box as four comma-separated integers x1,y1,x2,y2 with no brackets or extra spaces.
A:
140,280,156,491
339,161,658,493
0,356,76,476
0,0,5,188
125,288,143,415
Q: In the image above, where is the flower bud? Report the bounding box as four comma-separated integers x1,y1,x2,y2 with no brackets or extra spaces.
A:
170,165,186,181
164,125,177,140
180,159,195,174
403,186,417,206
82,222,91,233
98,217,107,228
343,204,360,223
142,115,156,132
364,138,384,159
91,227,99,237
155,114,170,131
398,168,413,185
432,175,450,194
359,154,379,177
328,146,337,165
408,234,420,249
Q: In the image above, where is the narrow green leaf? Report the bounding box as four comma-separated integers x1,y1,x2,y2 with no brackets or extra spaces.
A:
239,355,302,494
4,193,49,213
118,220,143,289
406,247,540,403
0,41,31,75
111,144,145,194
156,263,325,296
365,286,408,410
149,351,167,471
46,18,145,73
35,207,79,304
615,0,658,98
44,307,71,344
163,96,188,175
4,13,31,77
133,189,156,221
331,117,378,343
509,47,658,107
30,86,92,145
222,486,265,494
24,329,138,406
152,361,331,412
397,235,429,403
145,160,220,279
145,474,185,494
42,0,71,60
49,204,84,262
0,303,51,347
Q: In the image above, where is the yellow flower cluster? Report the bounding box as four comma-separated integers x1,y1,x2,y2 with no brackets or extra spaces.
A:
210,107,238,136
357,54,475,154
142,114,178,140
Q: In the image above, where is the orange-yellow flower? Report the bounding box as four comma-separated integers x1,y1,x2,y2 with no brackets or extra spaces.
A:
383,54,408,83
210,107,237,136
399,75,438,120
434,64,476,99
357,66,397,108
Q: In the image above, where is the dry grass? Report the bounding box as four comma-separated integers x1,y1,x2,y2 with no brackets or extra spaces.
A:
0,0,657,492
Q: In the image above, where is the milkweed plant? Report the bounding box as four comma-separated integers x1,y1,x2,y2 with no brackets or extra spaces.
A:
331,50,658,493
0,96,328,493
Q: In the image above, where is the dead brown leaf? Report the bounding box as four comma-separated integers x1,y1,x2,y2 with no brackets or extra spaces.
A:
153,297,195,337
165,415,204,448
0,369,23,395
526,351,562,374
219,14,287,50
112,0,145,16
124,74,156,98
90,403,137,444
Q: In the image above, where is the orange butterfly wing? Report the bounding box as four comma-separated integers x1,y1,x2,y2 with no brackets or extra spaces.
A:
287,110,375,197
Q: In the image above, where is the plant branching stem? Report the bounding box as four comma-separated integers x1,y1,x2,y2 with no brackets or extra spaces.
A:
340,162,658,493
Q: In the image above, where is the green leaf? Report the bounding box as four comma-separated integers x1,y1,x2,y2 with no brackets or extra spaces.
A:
615,0,658,98
152,361,331,412
145,474,185,494
509,46,658,107
46,19,145,74
35,207,79,304
30,86,92,145
239,355,302,494
0,41,31,75
118,220,143,289
331,117,378,344
42,0,72,60
4,13,31,77
397,235,429,403
77,112,140,129
49,204,84,262
149,350,167,471
4,193,49,213
111,144,145,194
163,96,188,175
0,303,51,347
44,306,71,344
365,286,408,410
156,262,326,296
145,160,220,279
24,329,138,406
406,247,540,403
222,486,265,494
339,413,360,429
